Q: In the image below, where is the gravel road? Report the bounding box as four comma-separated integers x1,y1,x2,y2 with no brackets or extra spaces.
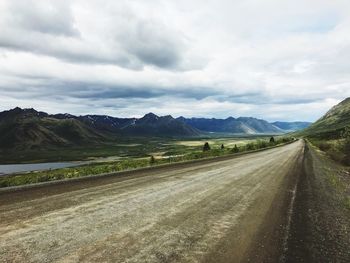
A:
0,141,304,263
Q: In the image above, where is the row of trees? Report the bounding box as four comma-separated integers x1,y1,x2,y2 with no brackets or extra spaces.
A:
202,136,293,153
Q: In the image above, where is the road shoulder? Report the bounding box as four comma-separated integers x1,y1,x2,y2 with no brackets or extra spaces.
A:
285,142,350,262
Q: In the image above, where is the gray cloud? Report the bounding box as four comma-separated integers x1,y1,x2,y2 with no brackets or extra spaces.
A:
0,0,350,121
0,74,219,101
0,1,188,70
120,20,183,68
8,0,79,36
0,28,141,69
0,71,325,112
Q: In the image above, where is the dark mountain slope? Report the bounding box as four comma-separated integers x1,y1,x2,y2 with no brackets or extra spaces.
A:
0,108,201,150
122,113,201,137
77,115,136,132
0,108,107,150
0,121,67,149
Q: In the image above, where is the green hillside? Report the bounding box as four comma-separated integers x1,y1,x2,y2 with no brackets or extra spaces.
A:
300,98,350,138
300,97,350,165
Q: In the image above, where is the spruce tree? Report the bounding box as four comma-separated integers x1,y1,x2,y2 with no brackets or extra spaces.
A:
232,144,239,153
203,142,211,152
150,155,156,165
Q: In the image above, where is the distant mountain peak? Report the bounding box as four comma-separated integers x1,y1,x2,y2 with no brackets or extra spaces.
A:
143,112,158,118
12,106,23,111
9,107,35,113
1,107,48,119
140,112,160,122
163,115,173,119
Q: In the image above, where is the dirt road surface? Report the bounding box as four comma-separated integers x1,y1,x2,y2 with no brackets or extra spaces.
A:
0,141,304,263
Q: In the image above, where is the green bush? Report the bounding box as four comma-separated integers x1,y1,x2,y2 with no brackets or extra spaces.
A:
232,144,239,153
256,140,269,149
150,155,156,165
203,142,211,152
318,142,331,151
246,143,256,151
328,150,344,163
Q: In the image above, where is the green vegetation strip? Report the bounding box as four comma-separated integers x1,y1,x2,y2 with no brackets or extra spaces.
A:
307,140,350,210
306,126,350,165
0,137,294,188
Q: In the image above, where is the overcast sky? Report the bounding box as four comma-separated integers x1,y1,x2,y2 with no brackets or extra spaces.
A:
0,0,350,121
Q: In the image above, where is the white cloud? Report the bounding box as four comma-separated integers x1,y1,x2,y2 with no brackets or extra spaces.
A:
0,0,350,121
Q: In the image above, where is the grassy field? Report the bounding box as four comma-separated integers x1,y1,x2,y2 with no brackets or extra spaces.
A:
0,136,294,187
0,135,276,164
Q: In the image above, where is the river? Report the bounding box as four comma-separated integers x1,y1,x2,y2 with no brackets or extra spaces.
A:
0,162,85,176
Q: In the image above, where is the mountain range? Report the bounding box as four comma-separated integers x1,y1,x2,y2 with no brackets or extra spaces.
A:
0,107,311,150
271,121,311,132
177,117,283,134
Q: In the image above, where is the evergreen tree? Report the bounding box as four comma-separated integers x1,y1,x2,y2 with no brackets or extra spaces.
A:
270,136,275,144
203,142,211,152
232,144,239,153
221,144,224,150
150,155,156,165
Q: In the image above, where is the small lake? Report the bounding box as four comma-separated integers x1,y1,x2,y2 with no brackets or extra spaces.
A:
0,162,85,176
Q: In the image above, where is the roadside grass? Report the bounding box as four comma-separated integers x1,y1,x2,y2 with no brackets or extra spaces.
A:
0,136,294,188
307,125,350,166
327,172,344,190
308,138,346,164
344,197,350,210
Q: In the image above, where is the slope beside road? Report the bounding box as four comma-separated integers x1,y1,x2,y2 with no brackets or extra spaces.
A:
0,140,304,263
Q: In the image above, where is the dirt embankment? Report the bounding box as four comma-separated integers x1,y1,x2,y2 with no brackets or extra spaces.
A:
285,142,350,262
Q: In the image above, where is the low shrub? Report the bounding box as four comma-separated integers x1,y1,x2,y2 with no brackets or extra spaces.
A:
256,140,269,149
328,149,345,163
246,143,256,151
231,144,239,153
341,154,350,166
318,142,331,151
